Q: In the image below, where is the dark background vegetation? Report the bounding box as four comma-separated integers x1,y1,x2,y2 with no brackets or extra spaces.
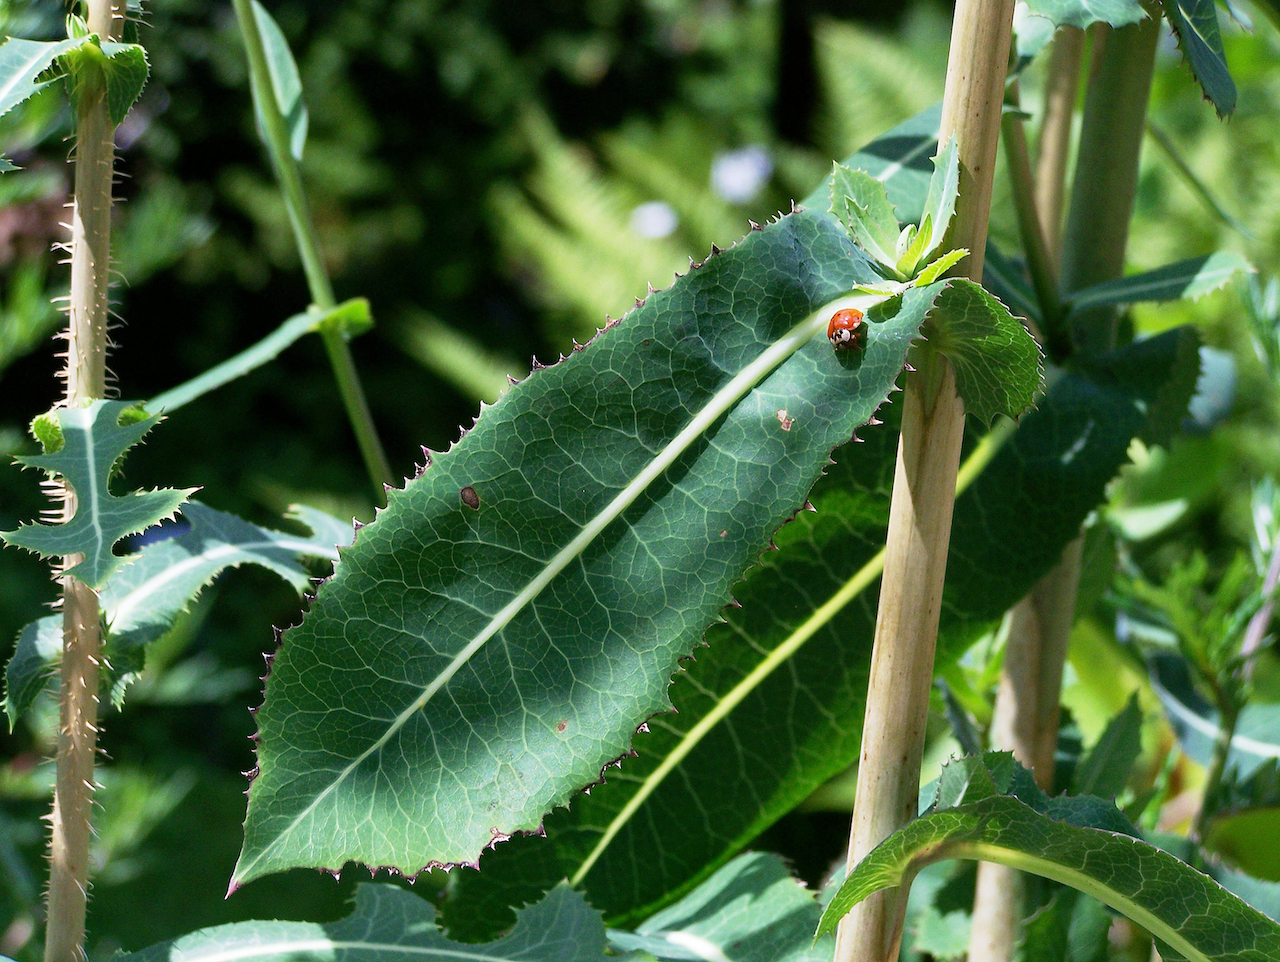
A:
0,0,1274,955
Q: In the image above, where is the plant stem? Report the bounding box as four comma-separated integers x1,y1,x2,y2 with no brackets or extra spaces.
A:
46,4,121,959
1241,539,1280,675
968,19,1158,962
1190,695,1240,849
1034,27,1085,264
831,0,1014,958
1060,17,1160,318
1002,82,1058,340
230,0,392,502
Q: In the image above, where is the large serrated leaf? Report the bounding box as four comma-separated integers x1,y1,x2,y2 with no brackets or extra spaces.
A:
4,502,351,727
1065,252,1253,316
1013,0,1147,60
923,279,1045,425
607,852,832,962
114,882,607,962
0,37,82,119
1,401,194,588
442,328,1199,938
1160,0,1236,118
819,789,1280,962
234,210,945,886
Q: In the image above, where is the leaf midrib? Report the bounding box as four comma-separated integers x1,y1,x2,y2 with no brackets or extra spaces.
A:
0,39,73,112
237,294,876,880
569,419,1013,887
107,535,335,629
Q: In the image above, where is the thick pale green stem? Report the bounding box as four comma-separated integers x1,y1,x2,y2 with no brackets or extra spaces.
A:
230,0,392,502
1034,27,1085,264
831,0,1014,959
1002,83,1057,339
46,4,121,960
1060,17,1160,327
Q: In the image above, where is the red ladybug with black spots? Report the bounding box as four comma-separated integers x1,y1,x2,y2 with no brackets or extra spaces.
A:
827,308,865,352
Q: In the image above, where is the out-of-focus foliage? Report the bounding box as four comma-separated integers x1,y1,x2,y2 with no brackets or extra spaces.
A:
0,0,1278,957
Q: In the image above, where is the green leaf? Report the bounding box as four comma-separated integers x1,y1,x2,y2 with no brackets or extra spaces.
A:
314,296,373,339
915,248,969,286
1149,653,1280,781
1072,693,1143,798
1017,891,1112,962
4,502,350,726
983,241,1042,324
1145,122,1252,239
912,907,971,960
917,136,959,264
944,328,1200,638
98,41,148,126
1013,0,1147,60
1160,0,1236,118
1212,863,1280,922
115,882,608,962
1066,253,1253,316
233,210,943,887
818,790,1280,962
251,0,308,161
60,38,150,126
803,104,942,226
3,616,60,730
443,328,1202,938
1207,808,1280,882
923,279,1045,425
1,400,194,588
607,852,831,962
0,37,82,119
145,302,367,415
831,163,904,273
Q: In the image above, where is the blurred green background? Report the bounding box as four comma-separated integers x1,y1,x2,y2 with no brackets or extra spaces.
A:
0,0,1277,956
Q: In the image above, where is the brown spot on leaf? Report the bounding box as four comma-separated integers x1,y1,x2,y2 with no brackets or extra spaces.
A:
555,720,568,733
460,486,480,510
776,409,794,431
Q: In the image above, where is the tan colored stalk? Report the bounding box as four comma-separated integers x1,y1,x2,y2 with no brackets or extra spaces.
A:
1034,27,1085,263
967,18,1157,962
45,3,123,960
830,0,1015,959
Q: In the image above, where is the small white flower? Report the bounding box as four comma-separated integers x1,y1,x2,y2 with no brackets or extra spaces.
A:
711,145,772,204
630,201,679,239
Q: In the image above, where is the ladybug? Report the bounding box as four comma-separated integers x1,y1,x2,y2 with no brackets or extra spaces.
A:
827,308,866,351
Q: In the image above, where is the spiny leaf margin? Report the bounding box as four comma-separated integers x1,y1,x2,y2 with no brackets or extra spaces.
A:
1,400,194,588
235,209,945,886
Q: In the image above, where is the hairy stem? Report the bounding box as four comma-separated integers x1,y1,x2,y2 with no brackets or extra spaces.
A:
831,0,1014,958
46,3,121,959
230,0,392,502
